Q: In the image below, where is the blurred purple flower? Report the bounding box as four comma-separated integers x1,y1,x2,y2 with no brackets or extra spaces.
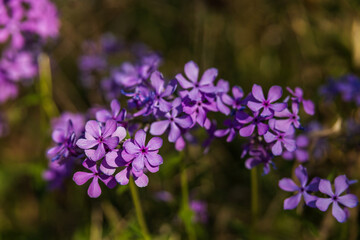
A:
286,87,315,115
279,165,320,209
96,99,127,126
282,135,309,162
190,200,208,224
316,175,358,222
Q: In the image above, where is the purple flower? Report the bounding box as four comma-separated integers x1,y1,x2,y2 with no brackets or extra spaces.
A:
236,111,269,137
76,120,126,161
149,71,176,113
47,120,78,163
115,162,150,188
190,200,208,224
286,87,315,115
73,159,117,198
154,191,173,202
274,102,300,132
282,135,309,162
43,160,73,190
247,84,287,117
263,121,296,156
214,79,231,115
279,165,320,209
1,51,37,82
316,175,358,222
182,95,217,129
122,129,163,172
96,99,127,126
221,85,245,111
150,98,192,142
244,144,274,175
214,118,242,142
0,75,18,103
51,112,85,138
176,61,217,100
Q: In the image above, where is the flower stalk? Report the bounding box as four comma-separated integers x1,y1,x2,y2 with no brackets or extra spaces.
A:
129,178,150,240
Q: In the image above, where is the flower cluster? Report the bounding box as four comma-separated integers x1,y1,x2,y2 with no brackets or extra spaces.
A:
0,0,59,103
46,54,319,195
320,74,360,106
279,165,358,223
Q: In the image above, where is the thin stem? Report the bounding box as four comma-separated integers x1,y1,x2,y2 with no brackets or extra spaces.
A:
251,167,259,225
180,151,196,240
129,178,150,240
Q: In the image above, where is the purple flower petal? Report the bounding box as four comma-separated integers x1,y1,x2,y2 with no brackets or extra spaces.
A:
303,100,315,115
184,61,199,83
124,141,140,155
76,139,98,149
264,131,276,143
132,154,145,172
134,173,149,187
271,103,287,112
104,137,119,150
252,84,265,102
115,167,130,185
319,179,334,196
338,194,358,208
150,120,170,135
85,120,101,138
112,126,127,141
88,177,101,198
145,160,159,173
316,198,333,211
272,141,283,156
52,129,65,143
73,172,94,185
110,99,121,116
334,175,349,196
169,122,181,142
303,192,318,208
199,68,217,85
284,193,301,210
96,110,112,122
134,130,146,147
257,122,269,135
174,116,193,129
247,101,263,112
147,137,163,150
295,165,308,187
176,73,193,89
102,120,117,138
332,202,347,223
239,124,255,137
283,138,296,152
279,178,299,192
267,86,282,103
146,152,163,166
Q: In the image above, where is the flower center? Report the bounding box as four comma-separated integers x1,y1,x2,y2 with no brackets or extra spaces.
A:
332,196,338,201
141,147,148,154
263,101,270,107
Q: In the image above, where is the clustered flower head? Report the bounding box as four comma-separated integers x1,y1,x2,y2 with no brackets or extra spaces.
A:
320,74,360,106
279,165,358,223
0,0,59,103
46,49,319,195
44,38,358,224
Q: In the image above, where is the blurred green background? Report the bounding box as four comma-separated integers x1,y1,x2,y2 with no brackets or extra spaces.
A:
1,0,360,239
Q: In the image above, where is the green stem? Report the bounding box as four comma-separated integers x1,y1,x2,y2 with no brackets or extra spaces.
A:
251,167,259,225
129,178,150,240
38,53,59,119
180,151,196,240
